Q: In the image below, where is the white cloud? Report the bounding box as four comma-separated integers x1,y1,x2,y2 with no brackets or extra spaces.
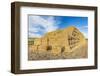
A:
28,33,42,38
76,26,88,38
29,15,59,38
29,26,44,33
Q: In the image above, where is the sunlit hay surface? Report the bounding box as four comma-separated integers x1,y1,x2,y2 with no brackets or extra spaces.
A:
28,40,88,60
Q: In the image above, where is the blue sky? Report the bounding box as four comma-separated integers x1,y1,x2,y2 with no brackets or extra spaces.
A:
28,15,88,38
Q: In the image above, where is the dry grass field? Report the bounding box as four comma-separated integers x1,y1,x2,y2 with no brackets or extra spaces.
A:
28,40,88,60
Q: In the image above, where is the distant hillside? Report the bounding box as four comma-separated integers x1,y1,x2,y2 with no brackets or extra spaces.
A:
28,38,37,45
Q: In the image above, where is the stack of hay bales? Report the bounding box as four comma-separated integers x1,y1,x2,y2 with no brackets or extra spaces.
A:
30,26,86,58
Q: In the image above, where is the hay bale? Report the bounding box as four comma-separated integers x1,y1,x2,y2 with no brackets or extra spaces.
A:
29,26,87,60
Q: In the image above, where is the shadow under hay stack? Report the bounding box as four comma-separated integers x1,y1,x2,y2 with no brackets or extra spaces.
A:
28,26,87,60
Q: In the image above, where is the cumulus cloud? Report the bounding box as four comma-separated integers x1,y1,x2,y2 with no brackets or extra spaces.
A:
28,15,59,38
